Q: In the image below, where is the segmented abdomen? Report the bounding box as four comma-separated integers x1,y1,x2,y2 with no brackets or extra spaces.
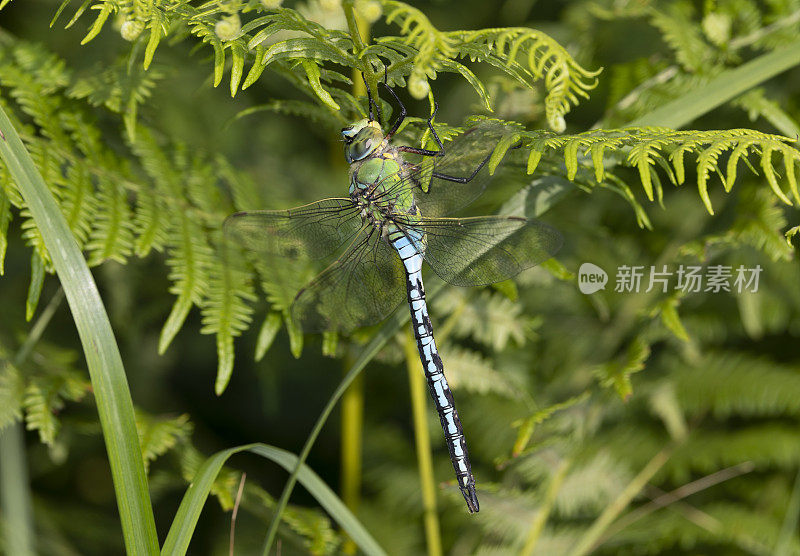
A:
389,228,480,513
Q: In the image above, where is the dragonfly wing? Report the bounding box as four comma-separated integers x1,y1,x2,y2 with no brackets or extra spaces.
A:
291,227,406,332
384,120,521,217
222,198,361,261
410,215,563,287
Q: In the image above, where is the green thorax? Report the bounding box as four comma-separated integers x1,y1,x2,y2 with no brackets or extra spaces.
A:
341,118,418,222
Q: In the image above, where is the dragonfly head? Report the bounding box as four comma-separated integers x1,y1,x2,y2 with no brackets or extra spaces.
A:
341,118,384,163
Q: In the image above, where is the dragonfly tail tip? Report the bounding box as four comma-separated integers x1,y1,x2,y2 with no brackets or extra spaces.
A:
461,484,480,513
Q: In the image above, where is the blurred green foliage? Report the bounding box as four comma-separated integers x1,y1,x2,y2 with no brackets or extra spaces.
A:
1,0,800,554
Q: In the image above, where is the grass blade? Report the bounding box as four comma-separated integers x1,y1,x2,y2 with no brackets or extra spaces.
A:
628,40,800,129
161,443,386,556
0,105,159,554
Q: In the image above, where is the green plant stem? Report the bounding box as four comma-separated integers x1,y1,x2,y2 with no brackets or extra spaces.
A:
339,34,371,554
519,458,570,556
342,0,366,54
404,329,443,556
0,104,159,554
340,368,364,555
0,288,65,556
568,444,675,556
342,0,379,115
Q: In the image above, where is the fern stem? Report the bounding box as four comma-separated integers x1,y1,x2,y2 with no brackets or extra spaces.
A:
403,328,443,556
342,0,380,108
568,444,675,556
342,0,366,54
340,365,364,555
338,52,372,554
519,458,570,556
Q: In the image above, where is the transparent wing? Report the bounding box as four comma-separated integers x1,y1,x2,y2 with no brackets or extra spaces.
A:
222,198,362,261
291,227,406,332
397,215,563,287
381,120,521,217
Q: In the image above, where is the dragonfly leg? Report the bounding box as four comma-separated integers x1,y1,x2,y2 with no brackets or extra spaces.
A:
382,82,408,141
362,72,381,124
395,101,445,158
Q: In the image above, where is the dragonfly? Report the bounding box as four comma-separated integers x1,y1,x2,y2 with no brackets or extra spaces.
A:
224,83,563,513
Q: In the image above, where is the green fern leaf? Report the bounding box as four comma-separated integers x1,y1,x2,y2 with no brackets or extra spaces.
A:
136,411,193,472
201,254,256,395
255,311,282,362
80,2,115,45
441,346,517,397
0,360,24,429
595,336,651,400
648,5,715,72
433,289,528,351
23,381,61,446
85,177,134,266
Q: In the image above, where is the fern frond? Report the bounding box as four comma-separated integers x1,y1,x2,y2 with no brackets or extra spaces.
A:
200,251,256,395
667,424,800,481
452,27,602,130
511,126,800,215
733,87,800,138
594,336,651,400
160,216,214,354
68,60,162,141
0,360,24,429
85,176,134,266
372,1,600,128
611,501,794,554
689,185,795,261
511,393,590,457
669,351,800,419
135,411,193,472
243,483,341,555
58,162,97,248
440,346,517,398
24,381,60,445
432,289,528,351
648,5,716,72
552,451,632,519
